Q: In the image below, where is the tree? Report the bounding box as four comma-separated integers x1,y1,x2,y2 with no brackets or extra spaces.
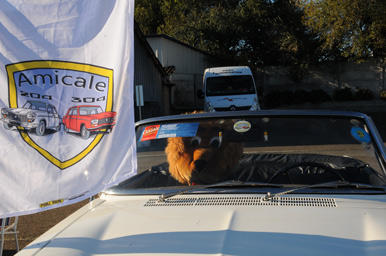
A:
134,0,164,34
135,0,318,77
298,0,386,62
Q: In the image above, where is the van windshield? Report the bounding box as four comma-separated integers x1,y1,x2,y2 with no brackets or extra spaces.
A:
206,75,256,96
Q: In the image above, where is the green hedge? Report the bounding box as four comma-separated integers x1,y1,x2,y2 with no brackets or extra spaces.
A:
264,89,331,108
264,87,373,109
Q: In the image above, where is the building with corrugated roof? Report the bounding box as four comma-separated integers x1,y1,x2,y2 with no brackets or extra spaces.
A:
133,22,169,120
145,34,220,113
134,25,220,119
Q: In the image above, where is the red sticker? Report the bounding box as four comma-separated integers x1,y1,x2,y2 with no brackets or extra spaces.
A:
140,125,160,141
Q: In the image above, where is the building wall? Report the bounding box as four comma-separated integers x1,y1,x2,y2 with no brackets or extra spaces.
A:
134,35,164,120
146,35,218,112
147,36,209,74
258,59,386,96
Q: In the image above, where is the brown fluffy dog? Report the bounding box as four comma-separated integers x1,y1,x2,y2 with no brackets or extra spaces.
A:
165,117,243,185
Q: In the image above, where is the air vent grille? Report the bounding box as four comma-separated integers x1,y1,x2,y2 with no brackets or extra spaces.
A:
144,196,336,207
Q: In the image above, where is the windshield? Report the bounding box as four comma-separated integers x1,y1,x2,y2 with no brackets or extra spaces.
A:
79,106,103,115
109,112,386,194
206,75,256,96
23,101,46,111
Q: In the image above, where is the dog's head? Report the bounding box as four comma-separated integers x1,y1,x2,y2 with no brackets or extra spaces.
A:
165,119,243,185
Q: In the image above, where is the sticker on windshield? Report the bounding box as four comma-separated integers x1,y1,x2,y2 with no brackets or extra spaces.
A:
140,125,160,141
157,123,199,139
233,120,251,133
350,127,371,144
140,123,200,141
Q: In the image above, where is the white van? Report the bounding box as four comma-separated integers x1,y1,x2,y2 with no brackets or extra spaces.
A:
198,66,260,112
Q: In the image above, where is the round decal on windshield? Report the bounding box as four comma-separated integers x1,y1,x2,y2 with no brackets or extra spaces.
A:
234,120,251,133
350,127,371,144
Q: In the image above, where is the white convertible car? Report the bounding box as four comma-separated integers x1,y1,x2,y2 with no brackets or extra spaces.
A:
17,110,386,255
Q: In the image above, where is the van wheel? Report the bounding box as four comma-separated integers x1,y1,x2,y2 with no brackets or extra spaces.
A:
81,125,90,140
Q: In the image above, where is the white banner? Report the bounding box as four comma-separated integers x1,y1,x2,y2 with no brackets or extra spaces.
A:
0,0,136,217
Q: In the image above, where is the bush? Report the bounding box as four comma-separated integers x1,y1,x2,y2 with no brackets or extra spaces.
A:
264,90,293,108
379,90,386,100
333,87,354,101
292,90,310,105
265,89,332,107
309,89,331,104
354,88,373,100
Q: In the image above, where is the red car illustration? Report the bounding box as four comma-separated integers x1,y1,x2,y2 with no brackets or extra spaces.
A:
62,105,116,139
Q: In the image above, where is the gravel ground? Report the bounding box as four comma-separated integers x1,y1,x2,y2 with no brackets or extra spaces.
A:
2,111,386,256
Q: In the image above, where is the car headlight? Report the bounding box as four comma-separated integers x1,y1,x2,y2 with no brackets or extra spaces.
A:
250,96,261,111
26,112,36,122
91,119,98,125
206,100,215,112
1,108,8,117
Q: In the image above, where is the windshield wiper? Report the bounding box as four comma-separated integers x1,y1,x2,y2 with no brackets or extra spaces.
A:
263,180,386,201
158,180,282,202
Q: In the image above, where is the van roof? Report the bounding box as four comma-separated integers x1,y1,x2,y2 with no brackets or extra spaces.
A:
204,66,252,76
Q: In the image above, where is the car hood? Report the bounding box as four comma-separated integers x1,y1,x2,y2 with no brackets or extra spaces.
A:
17,194,386,256
7,108,36,115
89,112,116,118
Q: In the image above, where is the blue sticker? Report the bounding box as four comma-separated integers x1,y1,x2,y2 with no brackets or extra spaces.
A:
350,127,371,144
156,123,199,139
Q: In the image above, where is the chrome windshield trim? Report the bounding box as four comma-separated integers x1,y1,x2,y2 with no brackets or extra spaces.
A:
135,110,369,127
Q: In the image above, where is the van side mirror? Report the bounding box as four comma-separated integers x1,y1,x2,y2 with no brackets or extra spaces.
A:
197,90,204,99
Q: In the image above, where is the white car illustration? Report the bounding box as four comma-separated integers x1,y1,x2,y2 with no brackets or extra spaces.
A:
1,100,61,136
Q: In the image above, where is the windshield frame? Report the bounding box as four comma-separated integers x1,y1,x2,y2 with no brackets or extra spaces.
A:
107,110,386,196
